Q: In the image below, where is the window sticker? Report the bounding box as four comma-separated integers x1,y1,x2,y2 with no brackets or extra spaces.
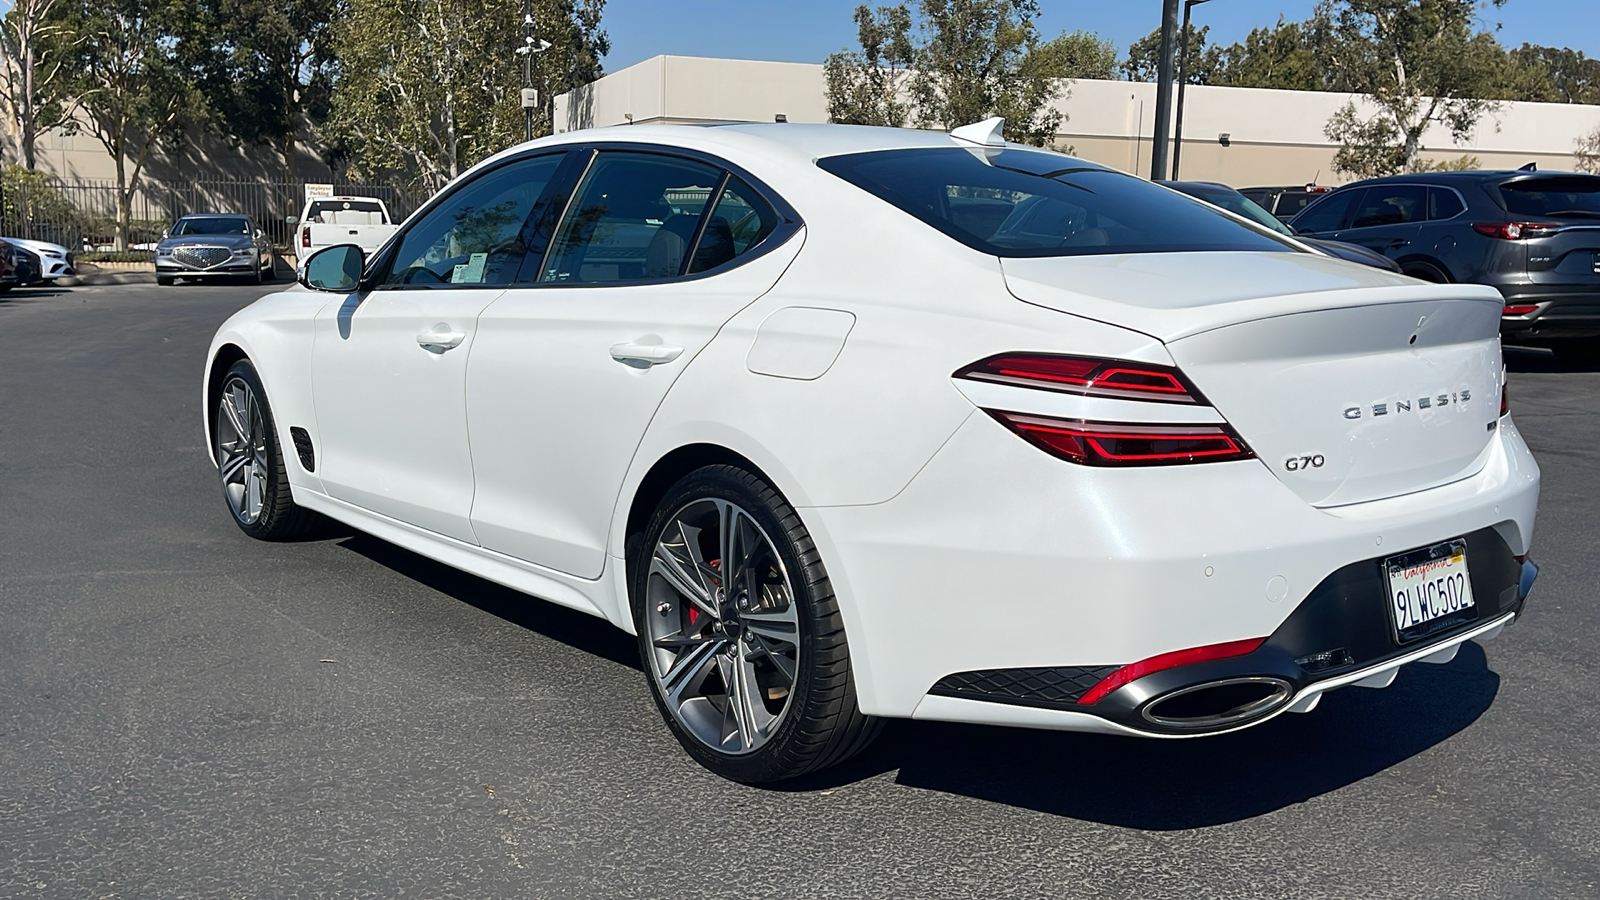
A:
452,252,488,284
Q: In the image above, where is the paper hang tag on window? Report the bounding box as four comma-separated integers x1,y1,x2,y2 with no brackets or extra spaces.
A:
451,252,489,284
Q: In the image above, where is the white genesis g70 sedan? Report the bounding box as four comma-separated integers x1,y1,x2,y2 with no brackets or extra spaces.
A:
204,120,1540,783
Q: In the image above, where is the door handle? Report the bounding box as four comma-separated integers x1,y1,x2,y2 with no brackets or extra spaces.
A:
1387,238,1411,249
417,326,466,353
610,341,683,367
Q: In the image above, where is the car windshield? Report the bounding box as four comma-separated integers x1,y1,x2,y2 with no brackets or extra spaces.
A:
1499,176,1600,218
173,217,250,236
818,148,1295,257
1172,184,1295,236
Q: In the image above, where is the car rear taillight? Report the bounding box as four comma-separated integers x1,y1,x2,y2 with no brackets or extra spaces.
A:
955,353,1201,404
1501,383,1509,417
1077,638,1267,705
301,226,311,248
1502,303,1539,316
985,411,1254,467
1472,222,1563,240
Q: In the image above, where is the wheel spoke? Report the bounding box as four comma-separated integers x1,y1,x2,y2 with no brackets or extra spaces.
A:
740,606,798,646
749,635,798,685
220,388,247,441
660,637,724,709
245,465,263,519
718,648,758,751
650,542,718,620
219,450,250,483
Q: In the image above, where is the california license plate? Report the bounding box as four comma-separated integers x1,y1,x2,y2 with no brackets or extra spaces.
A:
1383,540,1476,644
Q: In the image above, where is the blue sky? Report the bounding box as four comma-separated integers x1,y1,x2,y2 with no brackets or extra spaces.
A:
601,0,1600,73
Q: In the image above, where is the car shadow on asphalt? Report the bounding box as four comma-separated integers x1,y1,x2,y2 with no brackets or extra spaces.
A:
333,532,644,672
317,511,1500,828
0,287,74,306
792,643,1500,828
1506,345,1600,373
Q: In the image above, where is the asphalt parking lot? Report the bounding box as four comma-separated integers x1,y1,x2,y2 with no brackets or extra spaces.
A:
2,280,1597,899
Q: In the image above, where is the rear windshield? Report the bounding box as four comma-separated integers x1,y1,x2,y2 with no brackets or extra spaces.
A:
1499,176,1600,218
817,148,1295,257
308,199,384,217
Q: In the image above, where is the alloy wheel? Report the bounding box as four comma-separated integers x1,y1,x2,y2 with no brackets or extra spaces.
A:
644,498,801,755
216,376,269,525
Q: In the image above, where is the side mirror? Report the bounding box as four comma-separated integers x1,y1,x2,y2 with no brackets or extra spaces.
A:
285,215,299,225
254,228,264,239
161,228,169,240
300,243,365,292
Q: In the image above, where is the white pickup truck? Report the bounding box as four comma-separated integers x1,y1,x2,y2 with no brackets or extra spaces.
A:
293,196,400,265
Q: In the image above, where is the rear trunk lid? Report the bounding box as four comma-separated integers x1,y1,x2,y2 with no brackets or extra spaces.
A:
1003,251,1505,507
1499,175,1600,288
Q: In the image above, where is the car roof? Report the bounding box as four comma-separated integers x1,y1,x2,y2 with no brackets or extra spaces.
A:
507,122,1110,170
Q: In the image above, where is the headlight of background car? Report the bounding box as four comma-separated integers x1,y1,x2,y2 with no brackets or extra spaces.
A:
232,247,254,257
156,248,173,257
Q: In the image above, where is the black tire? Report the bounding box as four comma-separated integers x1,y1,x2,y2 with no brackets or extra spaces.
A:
214,359,318,540
631,465,881,783
157,276,174,286
1402,262,1449,283
1548,338,1600,367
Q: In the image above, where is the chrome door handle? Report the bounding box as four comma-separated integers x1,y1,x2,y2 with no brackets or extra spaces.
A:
610,341,683,367
417,326,466,353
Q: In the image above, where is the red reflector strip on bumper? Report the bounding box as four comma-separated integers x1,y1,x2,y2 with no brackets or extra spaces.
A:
986,411,1255,466
1502,304,1539,316
1078,638,1267,706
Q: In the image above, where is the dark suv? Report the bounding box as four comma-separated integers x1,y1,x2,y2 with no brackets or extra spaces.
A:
1289,170,1600,362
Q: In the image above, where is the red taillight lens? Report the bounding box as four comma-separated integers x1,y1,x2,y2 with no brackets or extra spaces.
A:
1472,222,1561,240
1502,304,1539,316
301,226,311,247
1078,638,1267,705
986,411,1254,466
1501,383,1509,417
956,353,1200,404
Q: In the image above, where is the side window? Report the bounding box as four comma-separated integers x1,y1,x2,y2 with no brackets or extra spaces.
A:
688,176,780,274
1290,189,1359,234
1348,185,1427,229
540,152,724,284
380,154,563,287
1429,187,1465,220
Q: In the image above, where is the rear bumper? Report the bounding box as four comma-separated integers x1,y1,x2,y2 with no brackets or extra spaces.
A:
804,411,1541,728
1496,284,1600,340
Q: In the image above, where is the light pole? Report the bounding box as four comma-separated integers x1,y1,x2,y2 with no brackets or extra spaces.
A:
1149,0,1180,181
1171,0,1212,181
516,1,553,143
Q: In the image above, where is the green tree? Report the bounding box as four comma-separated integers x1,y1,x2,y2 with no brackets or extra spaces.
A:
324,0,606,194
824,4,915,127
1213,18,1324,91
824,1,1114,146
1578,125,1600,174
0,0,82,169
195,0,340,183
1122,23,1224,85
56,0,211,248
1313,0,1509,178
1501,44,1600,105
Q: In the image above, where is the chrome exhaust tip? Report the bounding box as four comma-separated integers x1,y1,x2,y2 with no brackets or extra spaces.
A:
1140,676,1293,730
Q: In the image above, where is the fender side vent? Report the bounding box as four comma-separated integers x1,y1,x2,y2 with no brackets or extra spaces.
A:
931,665,1120,708
289,427,315,471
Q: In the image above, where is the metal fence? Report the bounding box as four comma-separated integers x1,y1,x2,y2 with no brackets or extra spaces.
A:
0,177,420,251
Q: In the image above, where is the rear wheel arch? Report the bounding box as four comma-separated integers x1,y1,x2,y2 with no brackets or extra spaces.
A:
624,444,779,571
1397,256,1453,283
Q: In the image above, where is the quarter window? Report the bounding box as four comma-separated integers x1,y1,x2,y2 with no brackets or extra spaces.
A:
1429,187,1465,220
687,176,780,275
540,152,726,284
380,154,563,287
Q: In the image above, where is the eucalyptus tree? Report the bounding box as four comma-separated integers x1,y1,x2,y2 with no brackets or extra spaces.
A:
0,0,81,169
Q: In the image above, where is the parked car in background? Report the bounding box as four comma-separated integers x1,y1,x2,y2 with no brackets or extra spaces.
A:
156,215,275,285
0,239,18,292
293,196,399,266
1240,184,1334,221
206,122,1540,783
1,238,75,284
1288,170,1600,363
1162,181,1401,272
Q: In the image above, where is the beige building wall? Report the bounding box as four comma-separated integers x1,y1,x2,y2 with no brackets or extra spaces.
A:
556,56,1600,186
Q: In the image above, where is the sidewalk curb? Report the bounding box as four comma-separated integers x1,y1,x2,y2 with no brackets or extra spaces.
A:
56,272,158,287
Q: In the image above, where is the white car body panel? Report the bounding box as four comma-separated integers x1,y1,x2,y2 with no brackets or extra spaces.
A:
204,122,1541,738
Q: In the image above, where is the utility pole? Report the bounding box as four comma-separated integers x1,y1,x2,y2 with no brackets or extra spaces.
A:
1149,0,1180,181
1171,0,1212,181
516,1,553,143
